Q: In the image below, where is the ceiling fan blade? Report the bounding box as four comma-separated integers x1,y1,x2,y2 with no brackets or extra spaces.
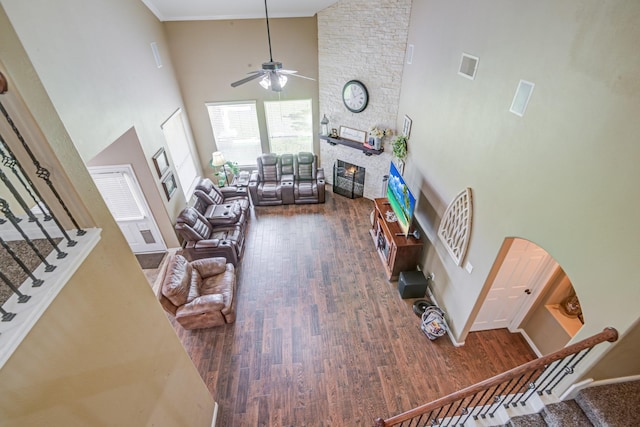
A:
231,71,265,88
287,73,316,81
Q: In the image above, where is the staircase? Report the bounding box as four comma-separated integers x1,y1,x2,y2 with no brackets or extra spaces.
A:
509,380,640,427
373,328,625,427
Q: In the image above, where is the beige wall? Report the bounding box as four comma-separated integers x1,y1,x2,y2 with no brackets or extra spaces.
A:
164,17,319,172
0,5,214,426
1,0,196,239
398,0,640,377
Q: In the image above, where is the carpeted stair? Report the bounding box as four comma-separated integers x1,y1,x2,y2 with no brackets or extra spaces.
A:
509,380,640,427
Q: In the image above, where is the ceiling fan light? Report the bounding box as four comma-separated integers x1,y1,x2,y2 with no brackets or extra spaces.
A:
259,72,288,92
259,75,271,89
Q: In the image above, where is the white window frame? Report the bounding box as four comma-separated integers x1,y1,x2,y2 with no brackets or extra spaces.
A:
161,108,199,200
206,101,262,167
264,99,313,154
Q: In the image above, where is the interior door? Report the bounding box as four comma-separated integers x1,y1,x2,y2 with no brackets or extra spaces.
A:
471,239,554,331
89,165,166,254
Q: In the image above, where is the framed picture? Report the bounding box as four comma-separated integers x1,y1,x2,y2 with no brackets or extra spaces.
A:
339,126,367,144
152,147,170,178
402,115,412,139
161,172,177,200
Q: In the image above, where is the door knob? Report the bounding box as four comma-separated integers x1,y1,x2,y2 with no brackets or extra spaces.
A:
524,289,532,295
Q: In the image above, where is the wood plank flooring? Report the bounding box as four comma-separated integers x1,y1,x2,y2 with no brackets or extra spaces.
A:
165,190,536,427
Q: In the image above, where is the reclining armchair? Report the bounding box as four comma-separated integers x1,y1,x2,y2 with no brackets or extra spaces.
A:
193,178,250,216
248,153,283,206
294,152,325,204
174,207,244,266
157,254,236,329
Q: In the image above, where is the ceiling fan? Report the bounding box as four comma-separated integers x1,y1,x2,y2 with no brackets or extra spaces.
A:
230,0,314,92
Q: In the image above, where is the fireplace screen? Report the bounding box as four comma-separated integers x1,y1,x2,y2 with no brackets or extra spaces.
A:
333,160,365,199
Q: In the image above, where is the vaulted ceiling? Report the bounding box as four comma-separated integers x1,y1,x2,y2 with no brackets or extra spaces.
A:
141,0,339,21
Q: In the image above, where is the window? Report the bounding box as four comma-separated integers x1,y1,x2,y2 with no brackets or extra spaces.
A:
161,109,198,199
264,99,313,154
207,101,262,166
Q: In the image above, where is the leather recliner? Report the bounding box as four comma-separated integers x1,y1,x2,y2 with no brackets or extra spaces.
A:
193,178,250,216
174,207,244,266
248,153,283,206
294,152,325,204
157,254,236,329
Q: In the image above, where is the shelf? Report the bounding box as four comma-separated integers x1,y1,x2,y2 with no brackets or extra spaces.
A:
319,135,383,156
545,304,583,337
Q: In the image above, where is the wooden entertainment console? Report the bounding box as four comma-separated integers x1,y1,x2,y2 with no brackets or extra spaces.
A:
370,198,424,281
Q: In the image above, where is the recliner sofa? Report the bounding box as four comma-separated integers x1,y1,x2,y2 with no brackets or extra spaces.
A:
248,152,325,206
174,207,245,265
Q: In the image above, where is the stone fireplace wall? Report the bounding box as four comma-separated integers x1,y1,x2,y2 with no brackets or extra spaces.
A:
317,0,412,199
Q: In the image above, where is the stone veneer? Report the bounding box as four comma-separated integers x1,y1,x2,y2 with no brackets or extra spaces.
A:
317,0,412,199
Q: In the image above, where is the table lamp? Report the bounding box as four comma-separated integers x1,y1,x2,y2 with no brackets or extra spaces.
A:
211,151,229,186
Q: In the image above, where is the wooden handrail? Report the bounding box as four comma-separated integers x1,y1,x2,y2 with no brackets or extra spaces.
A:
374,327,618,427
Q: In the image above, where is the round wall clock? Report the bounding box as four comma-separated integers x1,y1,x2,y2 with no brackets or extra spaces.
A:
342,80,369,113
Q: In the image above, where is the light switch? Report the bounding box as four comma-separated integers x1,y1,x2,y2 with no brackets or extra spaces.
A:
465,262,473,274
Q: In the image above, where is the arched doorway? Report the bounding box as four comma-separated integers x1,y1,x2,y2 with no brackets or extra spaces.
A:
471,237,584,355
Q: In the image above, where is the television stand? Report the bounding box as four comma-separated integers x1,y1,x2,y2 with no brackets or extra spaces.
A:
370,198,424,281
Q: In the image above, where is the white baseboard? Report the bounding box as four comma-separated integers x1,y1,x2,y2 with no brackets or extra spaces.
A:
210,402,219,427
515,328,543,357
559,374,640,401
426,287,465,347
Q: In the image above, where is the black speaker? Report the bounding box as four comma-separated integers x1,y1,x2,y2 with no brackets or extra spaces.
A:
398,271,428,299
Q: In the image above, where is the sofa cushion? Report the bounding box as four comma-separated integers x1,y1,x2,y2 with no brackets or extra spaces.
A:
162,255,193,307
200,264,235,308
258,182,281,200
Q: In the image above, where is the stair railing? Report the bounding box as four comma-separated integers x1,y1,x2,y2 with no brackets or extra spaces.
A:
373,327,618,427
0,70,86,318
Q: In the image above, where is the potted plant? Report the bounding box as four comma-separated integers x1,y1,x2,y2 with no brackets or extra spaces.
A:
392,135,408,162
215,160,240,186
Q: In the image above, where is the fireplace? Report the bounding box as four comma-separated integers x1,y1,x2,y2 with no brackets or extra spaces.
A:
333,160,365,199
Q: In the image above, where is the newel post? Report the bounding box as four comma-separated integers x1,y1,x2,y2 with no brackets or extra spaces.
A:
373,418,387,427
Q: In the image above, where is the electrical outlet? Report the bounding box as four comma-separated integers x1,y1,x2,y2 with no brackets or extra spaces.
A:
428,272,435,281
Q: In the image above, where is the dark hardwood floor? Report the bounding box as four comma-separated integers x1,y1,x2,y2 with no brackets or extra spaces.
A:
165,190,536,426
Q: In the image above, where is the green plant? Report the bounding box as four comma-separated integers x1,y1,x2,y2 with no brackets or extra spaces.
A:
213,161,240,186
392,135,408,161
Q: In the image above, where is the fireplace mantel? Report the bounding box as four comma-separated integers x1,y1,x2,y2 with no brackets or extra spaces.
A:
319,135,383,156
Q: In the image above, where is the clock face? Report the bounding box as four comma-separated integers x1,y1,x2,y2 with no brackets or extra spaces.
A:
342,80,368,113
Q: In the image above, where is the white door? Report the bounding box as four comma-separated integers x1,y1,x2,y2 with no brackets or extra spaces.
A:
471,239,555,331
89,165,166,254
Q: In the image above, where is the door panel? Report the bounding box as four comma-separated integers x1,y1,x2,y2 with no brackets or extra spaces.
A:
89,165,166,254
472,239,549,331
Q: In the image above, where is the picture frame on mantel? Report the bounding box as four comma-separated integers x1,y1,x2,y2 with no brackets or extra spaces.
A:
339,126,367,144
152,147,170,178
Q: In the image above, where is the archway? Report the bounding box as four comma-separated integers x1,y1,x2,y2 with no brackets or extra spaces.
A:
471,237,584,356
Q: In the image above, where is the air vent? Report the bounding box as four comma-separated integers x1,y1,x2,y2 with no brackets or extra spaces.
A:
150,42,163,68
510,80,535,117
140,230,156,244
458,53,479,80
406,44,414,65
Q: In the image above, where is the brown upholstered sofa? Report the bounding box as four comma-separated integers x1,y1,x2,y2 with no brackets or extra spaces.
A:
157,254,236,329
248,152,325,206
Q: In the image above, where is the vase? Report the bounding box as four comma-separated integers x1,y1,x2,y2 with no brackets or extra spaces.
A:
373,137,382,150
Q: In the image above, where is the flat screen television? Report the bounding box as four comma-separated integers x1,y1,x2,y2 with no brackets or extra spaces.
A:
386,162,416,237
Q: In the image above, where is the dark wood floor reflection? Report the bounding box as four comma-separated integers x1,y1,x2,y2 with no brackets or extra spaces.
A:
166,190,536,427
